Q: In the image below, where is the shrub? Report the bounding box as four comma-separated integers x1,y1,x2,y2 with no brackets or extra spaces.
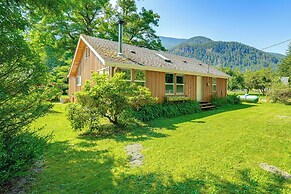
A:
133,101,201,122
0,131,49,188
165,96,191,102
67,73,156,131
267,83,291,105
211,94,241,107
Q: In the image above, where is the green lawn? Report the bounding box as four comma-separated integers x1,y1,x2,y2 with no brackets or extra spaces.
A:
29,103,291,193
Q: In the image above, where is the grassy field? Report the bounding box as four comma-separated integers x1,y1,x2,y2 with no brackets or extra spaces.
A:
29,102,291,193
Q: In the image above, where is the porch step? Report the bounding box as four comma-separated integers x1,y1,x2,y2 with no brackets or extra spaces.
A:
199,101,216,110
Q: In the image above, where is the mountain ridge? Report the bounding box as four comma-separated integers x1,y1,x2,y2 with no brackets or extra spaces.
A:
160,36,285,71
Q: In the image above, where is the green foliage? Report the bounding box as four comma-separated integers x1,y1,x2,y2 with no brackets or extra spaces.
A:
211,94,241,107
220,67,245,90
133,101,201,122
46,66,70,101
30,103,291,193
267,83,291,105
278,44,291,78
165,96,191,102
0,0,54,188
67,73,156,130
0,131,49,188
0,0,51,137
244,68,274,95
169,39,283,71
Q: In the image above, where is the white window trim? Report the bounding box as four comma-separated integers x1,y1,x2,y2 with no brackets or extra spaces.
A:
176,84,184,95
98,67,109,75
77,76,81,86
165,73,175,95
176,75,184,95
85,47,90,59
119,68,132,82
133,70,146,86
212,78,217,92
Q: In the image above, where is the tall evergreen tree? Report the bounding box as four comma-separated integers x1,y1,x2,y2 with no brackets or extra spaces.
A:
278,44,291,78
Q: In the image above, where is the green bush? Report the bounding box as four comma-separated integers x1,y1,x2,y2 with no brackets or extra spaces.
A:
0,132,49,188
133,101,201,122
165,96,191,102
211,94,241,107
67,73,156,131
267,83,291,105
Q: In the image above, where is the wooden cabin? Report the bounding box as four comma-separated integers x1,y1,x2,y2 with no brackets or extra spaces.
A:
68,34,229,103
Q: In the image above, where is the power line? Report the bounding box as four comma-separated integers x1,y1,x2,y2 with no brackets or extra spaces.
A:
261,38,291,51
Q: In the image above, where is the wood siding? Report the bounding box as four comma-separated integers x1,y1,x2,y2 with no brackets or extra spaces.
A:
69,47,105,101
203,76,213,102
216,78,227,98
146,70,165,102
184,75,197,100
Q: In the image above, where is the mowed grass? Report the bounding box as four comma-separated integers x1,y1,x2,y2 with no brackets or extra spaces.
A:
29,103,291,193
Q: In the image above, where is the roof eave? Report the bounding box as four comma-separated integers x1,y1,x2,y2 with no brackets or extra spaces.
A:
106,62,230,79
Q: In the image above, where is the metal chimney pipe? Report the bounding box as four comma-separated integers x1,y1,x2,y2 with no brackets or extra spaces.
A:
118,19,124,56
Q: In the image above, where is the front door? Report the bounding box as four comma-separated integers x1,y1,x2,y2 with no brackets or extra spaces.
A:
197,76,203,101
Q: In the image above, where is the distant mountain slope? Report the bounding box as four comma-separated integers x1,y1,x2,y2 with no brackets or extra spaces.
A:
183,36,212,45
167,37,285,71
159,36,187,49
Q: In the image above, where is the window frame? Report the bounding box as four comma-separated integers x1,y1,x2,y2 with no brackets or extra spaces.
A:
176,74,184,95
119,68,132,82
165,73,175,95
133,69,146,86
98,67,109,75
85,47,90,59
212,77,217,92
76,76,81,86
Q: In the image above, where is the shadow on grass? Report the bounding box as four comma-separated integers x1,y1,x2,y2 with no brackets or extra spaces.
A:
35,140,290,193
148,103,255,130
115,169,290,193
78,104,254,143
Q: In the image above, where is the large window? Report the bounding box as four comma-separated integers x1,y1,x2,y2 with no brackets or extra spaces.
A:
165,73,174,95
165,74,184,95
119,68,132,81
176,75,184,95
134,70,145,86
212,78,217,92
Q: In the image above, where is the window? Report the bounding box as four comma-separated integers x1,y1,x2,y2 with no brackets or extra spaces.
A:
165,73,174,95
212,78,217,92
133,70,145,86
119,68,132,82
77,76,81,86
176,75,184,95
85,47,90,58
98,67,109,75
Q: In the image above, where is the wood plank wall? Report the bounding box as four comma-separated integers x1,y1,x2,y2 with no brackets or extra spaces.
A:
184,75,197,100
216,78,227,97
146,70,165,102
203,76,213,102
69,47,105,102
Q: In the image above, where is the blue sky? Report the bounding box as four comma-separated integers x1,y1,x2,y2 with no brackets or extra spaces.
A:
111,0,291,55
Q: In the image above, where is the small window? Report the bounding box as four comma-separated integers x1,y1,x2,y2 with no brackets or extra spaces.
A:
176,75,184,95
119,68,132,81
133,70,145,86
98,67,109,75
85,47,90,58
165,73,174,95
77,76,81,86
212,78,217,92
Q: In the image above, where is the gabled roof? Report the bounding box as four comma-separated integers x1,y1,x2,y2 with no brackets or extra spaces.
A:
69,34,229,78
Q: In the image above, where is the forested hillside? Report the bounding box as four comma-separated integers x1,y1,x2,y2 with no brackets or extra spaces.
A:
163,36,285,71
